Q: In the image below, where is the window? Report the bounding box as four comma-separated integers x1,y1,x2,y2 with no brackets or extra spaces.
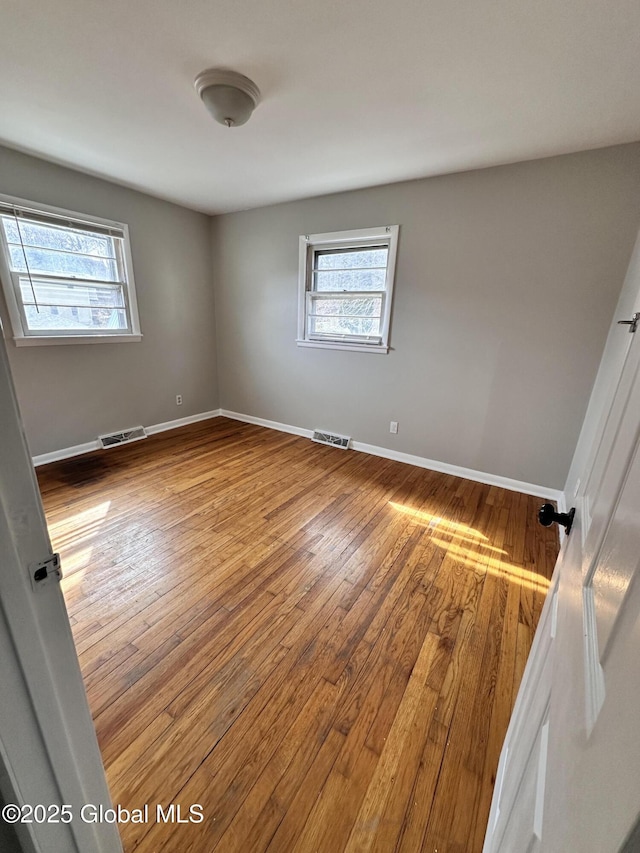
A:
0,195,141,345
297,225,399,353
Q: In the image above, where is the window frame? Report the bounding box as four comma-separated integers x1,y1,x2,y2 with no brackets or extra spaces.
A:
297,225,399,354
0,193,142,346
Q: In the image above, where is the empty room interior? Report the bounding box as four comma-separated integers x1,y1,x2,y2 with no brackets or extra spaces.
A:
1,1,640,852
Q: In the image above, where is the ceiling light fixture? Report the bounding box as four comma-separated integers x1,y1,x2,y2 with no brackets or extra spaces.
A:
194,68,261,128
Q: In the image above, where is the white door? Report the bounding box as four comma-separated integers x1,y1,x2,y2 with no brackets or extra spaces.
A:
0,327,122,853
484,302,640,849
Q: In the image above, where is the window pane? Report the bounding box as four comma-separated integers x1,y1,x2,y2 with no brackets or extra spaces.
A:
0,204,138,340
1,215,119,280
1,216,116,257
310,315,381,337
312,296,382,316
314,268,386,292
309,296,382,337
20,279,125,309
315,247,388,270
8,245,118,281
24,305,128,332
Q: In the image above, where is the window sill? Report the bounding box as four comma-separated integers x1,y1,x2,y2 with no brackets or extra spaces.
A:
296,339,389,354
13,334,143,347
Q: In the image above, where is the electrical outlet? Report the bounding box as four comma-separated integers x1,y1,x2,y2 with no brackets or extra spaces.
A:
390,421,398,434
176,394,183,406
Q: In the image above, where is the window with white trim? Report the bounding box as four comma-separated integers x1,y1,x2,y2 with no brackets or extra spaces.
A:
0,195,141,345
297,225,399,353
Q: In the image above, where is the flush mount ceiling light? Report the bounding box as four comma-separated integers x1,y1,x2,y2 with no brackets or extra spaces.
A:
194,68,261,128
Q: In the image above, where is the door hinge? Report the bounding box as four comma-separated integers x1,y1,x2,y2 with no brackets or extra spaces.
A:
617,312,640,333
30,553,62,591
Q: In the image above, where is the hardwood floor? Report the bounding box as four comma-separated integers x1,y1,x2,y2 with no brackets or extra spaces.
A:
36,417,559,852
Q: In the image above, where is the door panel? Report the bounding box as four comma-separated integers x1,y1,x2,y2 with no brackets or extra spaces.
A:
582,339,640,566
591,441,640,664
486,575,556,850
496,713,549,853
485,286,640,851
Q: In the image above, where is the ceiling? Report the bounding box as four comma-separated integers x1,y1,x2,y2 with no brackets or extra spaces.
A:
1,0,639,214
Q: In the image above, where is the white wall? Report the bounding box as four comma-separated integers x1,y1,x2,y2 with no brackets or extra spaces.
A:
212,144,640,491
0,145,219,456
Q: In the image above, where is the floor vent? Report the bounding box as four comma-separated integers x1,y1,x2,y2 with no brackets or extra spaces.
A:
312,429,351,450
98,426,147,449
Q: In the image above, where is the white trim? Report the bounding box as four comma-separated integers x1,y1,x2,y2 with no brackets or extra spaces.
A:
301,226,394,245
120,220,141,337
296,339,389,354
0,191,129,233
32,409,222,466
554,490,568,546
221,409,313,439
350,439,562,501
31,405,563,502
219,409,562,501
33,439,101,467
297,225,399,352
14,334,143,347
0,192,141,343
145,409,222,436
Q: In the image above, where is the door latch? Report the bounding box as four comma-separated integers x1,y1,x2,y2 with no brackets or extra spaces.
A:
30,553,62,590
617,312,640,333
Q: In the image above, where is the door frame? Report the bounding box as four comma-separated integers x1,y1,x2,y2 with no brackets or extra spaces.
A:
0,326,121,853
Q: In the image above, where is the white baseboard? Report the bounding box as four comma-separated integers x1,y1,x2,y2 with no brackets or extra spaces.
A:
220,409,563,503
350,439,562,502
221,409,314,440
33,439,102,467
31,409,222,467
144,409,222,436
32,406,564,505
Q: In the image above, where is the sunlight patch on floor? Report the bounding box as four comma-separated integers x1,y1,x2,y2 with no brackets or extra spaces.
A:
49,500,112,589
388,502,489,540
61,564,88,590
430,537,550,591
48,500,111,549
389,500,549,591
59,546,94,580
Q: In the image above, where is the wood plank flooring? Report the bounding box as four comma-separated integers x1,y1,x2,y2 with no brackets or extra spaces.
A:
36,417,559,853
